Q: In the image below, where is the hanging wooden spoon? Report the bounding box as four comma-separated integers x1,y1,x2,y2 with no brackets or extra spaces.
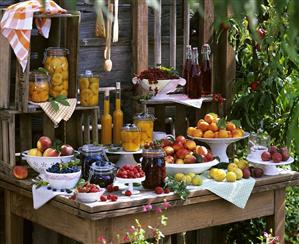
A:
104,3,113,72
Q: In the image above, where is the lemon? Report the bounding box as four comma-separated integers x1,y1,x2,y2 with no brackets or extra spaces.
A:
233,158,240,164
192,175,203,186
209,168,218,179
227,163,238,172
185,175,192,185
226,172,237,182
233,168,243,180
180,175,187,184
213,169,226,182
175,173,185,182
236,159,248,170
188,172,196,178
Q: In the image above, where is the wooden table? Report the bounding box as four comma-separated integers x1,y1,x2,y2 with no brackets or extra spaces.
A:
0,170,298,244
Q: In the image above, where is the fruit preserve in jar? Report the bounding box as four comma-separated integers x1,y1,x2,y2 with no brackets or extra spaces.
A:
134,111,155,146
79,144,108,180
89,161,116,188
121,124,141,152
79,70,100,106
44,47,69,98
29,71,50,102
141,149,166,189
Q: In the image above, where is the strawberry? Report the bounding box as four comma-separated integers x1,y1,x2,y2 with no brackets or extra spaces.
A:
113,185,119,191
100,195,107,202
107,184,114,192
125,190,132,196
111,194,118,201
90,187,99,193
155,186,163,194
164,188,170,194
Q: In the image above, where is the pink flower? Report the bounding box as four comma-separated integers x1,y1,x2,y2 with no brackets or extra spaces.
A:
128,226,135,233
97,235,106,244
162,199,171,210
155,207,162,213
143,204,153,212
123,234,130,242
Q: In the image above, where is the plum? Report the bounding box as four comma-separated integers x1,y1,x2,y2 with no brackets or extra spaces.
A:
253,167,264,178
261,151,271,161
268,145,278,155
242,167,251,179
272,152,282,163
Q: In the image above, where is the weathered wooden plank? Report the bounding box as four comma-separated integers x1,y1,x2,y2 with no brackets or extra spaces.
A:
42,114,55,140
2,120,9,164
183,0,190,63
170,0,177,68
8,115,15,167
19,114,33,152
154,0,162,66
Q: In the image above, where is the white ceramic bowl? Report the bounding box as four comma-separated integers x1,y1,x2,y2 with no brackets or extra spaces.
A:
76,188,105,203
22,150,75,174
166,159,219,175
44,170,81,189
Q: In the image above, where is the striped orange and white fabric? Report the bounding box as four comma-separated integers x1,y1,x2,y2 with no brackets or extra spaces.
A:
0,0,66,72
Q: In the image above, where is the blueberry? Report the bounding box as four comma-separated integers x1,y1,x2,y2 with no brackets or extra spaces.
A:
66,189,72,194
60,189,65,192
52,188,57,192
47,186,52,190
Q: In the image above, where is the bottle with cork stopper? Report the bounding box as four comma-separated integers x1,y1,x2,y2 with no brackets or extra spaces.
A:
101,89,112,144
113,82,123,145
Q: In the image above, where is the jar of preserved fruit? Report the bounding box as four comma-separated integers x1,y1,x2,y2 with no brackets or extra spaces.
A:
141,148,165,189
44,47,69,98
89,161,116,188
121,124,141,152
79,70,100,106
133,111,155,146
29,71,50,103
78,144,108,180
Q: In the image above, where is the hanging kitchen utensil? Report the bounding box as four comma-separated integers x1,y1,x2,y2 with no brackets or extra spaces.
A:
104,2,113,72
112,0,119,42
96,7,106,38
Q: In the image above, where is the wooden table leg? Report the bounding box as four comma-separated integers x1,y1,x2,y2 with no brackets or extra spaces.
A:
4,190,23,244
266,188,285,244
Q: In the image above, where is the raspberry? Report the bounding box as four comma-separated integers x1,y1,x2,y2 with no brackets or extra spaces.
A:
107,194,112,200
107,184,114,192
113,185,119,191
100,195,107,202
125,190,132,196
164,188,170,194
155,186,163,194
111,195,118,202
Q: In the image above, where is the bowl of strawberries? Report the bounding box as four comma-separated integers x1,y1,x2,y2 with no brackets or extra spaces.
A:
76,182,105,203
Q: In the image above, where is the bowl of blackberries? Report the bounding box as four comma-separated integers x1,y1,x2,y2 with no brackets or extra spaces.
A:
45,160,81,190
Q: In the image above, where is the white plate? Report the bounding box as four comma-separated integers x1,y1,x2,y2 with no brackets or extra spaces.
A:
166,159,219,175
189,132,250,144
247,156,294,166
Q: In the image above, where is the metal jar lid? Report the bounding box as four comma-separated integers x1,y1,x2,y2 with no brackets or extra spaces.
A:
133,112,156,121
89,161,116,175
122,123,140,132
79,70,99,78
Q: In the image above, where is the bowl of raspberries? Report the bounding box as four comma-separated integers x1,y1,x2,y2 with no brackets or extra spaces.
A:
76,182,105,203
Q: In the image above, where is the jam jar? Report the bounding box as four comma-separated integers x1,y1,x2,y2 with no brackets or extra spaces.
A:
79,70,100,106
121,124,141,152
89,161,116,188
134,111,155,146
44,47,69,98
78,144,108,180
141,148,166,189
29,71,50,102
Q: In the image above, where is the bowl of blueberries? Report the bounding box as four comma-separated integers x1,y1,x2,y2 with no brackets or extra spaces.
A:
45,161,81,190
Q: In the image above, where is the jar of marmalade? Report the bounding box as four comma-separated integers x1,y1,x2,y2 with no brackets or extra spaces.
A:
141,149,166,189
29,71,50,102
134,111,155,146
121,124,141,152
79,70,100,106
44,47,69,98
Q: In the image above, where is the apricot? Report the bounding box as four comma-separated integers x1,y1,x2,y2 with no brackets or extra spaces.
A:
208,122,218,132
13,166,28,180
203,130,214,138
204,114,215,124
226,122,236,131
195,145,208,156
232,129,244,138
192,129,203,138
197,121,209,132
218,129,229,138
185,140,196,151
187,127,196,136
214,132,219,138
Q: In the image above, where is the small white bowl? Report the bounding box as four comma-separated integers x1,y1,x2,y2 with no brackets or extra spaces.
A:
44,170,81,189
76,188,105,203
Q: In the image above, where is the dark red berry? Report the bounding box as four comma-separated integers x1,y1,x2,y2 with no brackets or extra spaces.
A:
113,186,119,191
100,195,107,202
125,190,132,196
155,186,164,195
111,195,118,202
107,184,114,192
164,188,170,194
107,194,112,200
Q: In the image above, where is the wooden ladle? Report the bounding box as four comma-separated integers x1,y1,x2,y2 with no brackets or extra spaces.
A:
104,3,113,72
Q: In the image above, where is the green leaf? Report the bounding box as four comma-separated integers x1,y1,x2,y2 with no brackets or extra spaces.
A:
50,101,59,112
57,99,70,106
217,118,227,129
230,119,242,128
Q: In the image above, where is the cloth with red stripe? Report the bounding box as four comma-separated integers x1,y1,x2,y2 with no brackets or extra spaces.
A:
0,0,66,72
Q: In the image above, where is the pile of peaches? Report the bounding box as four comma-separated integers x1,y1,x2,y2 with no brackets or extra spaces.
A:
162,136,214,164
28,136,74,157
187,113,245,139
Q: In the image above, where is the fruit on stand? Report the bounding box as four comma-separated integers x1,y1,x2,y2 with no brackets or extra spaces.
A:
43,148,59,157
37,136,52,152
233,168,243,180
226,172,237,182
116,165,145,179
234,158,249,169
174,172,203,186
12,166,28,180
261,145,290,163
60,144,74,156
28,148,42,156
242,167,251,179
187,113,245,138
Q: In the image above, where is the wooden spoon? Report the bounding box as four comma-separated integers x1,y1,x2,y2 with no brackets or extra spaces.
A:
104,3,113,72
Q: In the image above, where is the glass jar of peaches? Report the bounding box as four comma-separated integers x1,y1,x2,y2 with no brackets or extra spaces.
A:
121,124,141,152
79,70,99,106
29,71,50,103
44,47,69,98
134,112,155,146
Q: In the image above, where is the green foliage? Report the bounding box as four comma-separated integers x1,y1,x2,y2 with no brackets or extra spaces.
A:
165,176,189,200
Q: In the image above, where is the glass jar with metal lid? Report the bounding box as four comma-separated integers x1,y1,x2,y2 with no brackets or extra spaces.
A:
79,70,100,106
29,71,50,103
43,47,69,98
78,144,108,180
121,124,141,152
89,161,116,187
133,110,155,146
141,148,165,189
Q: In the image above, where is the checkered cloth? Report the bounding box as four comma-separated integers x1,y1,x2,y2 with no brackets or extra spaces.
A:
0,0,66,72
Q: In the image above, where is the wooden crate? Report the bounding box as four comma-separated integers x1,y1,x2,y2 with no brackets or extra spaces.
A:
0,10,80,112
0,107,99,167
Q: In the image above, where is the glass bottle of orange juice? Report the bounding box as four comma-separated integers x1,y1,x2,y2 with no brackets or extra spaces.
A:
113,82,123,145
101,89,112,145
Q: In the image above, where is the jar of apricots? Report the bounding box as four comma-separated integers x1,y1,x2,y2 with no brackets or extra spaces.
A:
44,47,69,98
121,124,141,152
79,70,99,106
133,112,155,146
29,71,50,103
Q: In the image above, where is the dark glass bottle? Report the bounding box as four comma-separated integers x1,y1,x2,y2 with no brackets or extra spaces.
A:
200,44,212,95
183,45,192,96
188,47,202,98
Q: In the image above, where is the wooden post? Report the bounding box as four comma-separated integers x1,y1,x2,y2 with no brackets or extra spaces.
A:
170,0,176,68
132,0,148,74
183,0,190,63
154,0,162,66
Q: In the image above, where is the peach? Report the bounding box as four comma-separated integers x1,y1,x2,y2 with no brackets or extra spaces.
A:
187,127,196,136
60,144,74,156
214,132,219,138
204,114,215,124
164,146,175,156
43,148,59,157
184,140,196,151
195,145,208,156
165,155,175,164
226,122,236,131
203,130,214,138
208,122,218,132
172,141,184,151
175,159,184,164
184,154,197,164
13,166,28,180
28,148,42,156
176,135,186,144
176,148,190,159
232,129,244,138
192,129,203,138
197,121,209,132
218,129,229,138
37,136,52,152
